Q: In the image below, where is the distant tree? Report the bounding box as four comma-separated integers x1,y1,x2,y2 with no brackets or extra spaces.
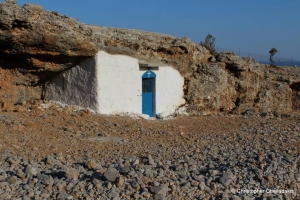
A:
269,48,278,66
200,34,217,55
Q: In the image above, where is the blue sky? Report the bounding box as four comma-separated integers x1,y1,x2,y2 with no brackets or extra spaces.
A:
13,0,300,60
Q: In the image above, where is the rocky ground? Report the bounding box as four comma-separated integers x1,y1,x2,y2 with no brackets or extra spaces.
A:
0,103,299,200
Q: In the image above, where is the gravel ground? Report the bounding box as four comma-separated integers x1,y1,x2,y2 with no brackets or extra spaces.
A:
0,103,299,199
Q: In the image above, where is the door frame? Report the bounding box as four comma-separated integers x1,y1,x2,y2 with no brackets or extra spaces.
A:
142,70,156,117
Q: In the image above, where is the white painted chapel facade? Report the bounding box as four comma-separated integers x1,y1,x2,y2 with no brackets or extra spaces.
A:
45,51,185,118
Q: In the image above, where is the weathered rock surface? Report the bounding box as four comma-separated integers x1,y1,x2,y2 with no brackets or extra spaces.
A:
0,0,210,81
0,0,300,114
187,52,300,114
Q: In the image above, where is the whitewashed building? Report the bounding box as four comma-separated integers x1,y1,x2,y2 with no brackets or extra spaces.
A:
45,51,185,117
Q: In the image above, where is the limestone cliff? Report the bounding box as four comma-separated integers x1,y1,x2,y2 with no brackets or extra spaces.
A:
0,0,299,115
186,53,300,114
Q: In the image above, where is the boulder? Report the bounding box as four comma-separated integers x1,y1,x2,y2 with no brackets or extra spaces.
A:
104,167,119,182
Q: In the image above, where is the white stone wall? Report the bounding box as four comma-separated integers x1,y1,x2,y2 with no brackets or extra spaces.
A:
96,51,142,114
155,67,185,117
45,51,185,117
44,57,99,111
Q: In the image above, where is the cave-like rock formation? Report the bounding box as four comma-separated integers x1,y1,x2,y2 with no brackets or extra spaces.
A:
0,0,299,114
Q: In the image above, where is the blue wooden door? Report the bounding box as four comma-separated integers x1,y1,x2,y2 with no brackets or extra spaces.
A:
142,71,156,117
